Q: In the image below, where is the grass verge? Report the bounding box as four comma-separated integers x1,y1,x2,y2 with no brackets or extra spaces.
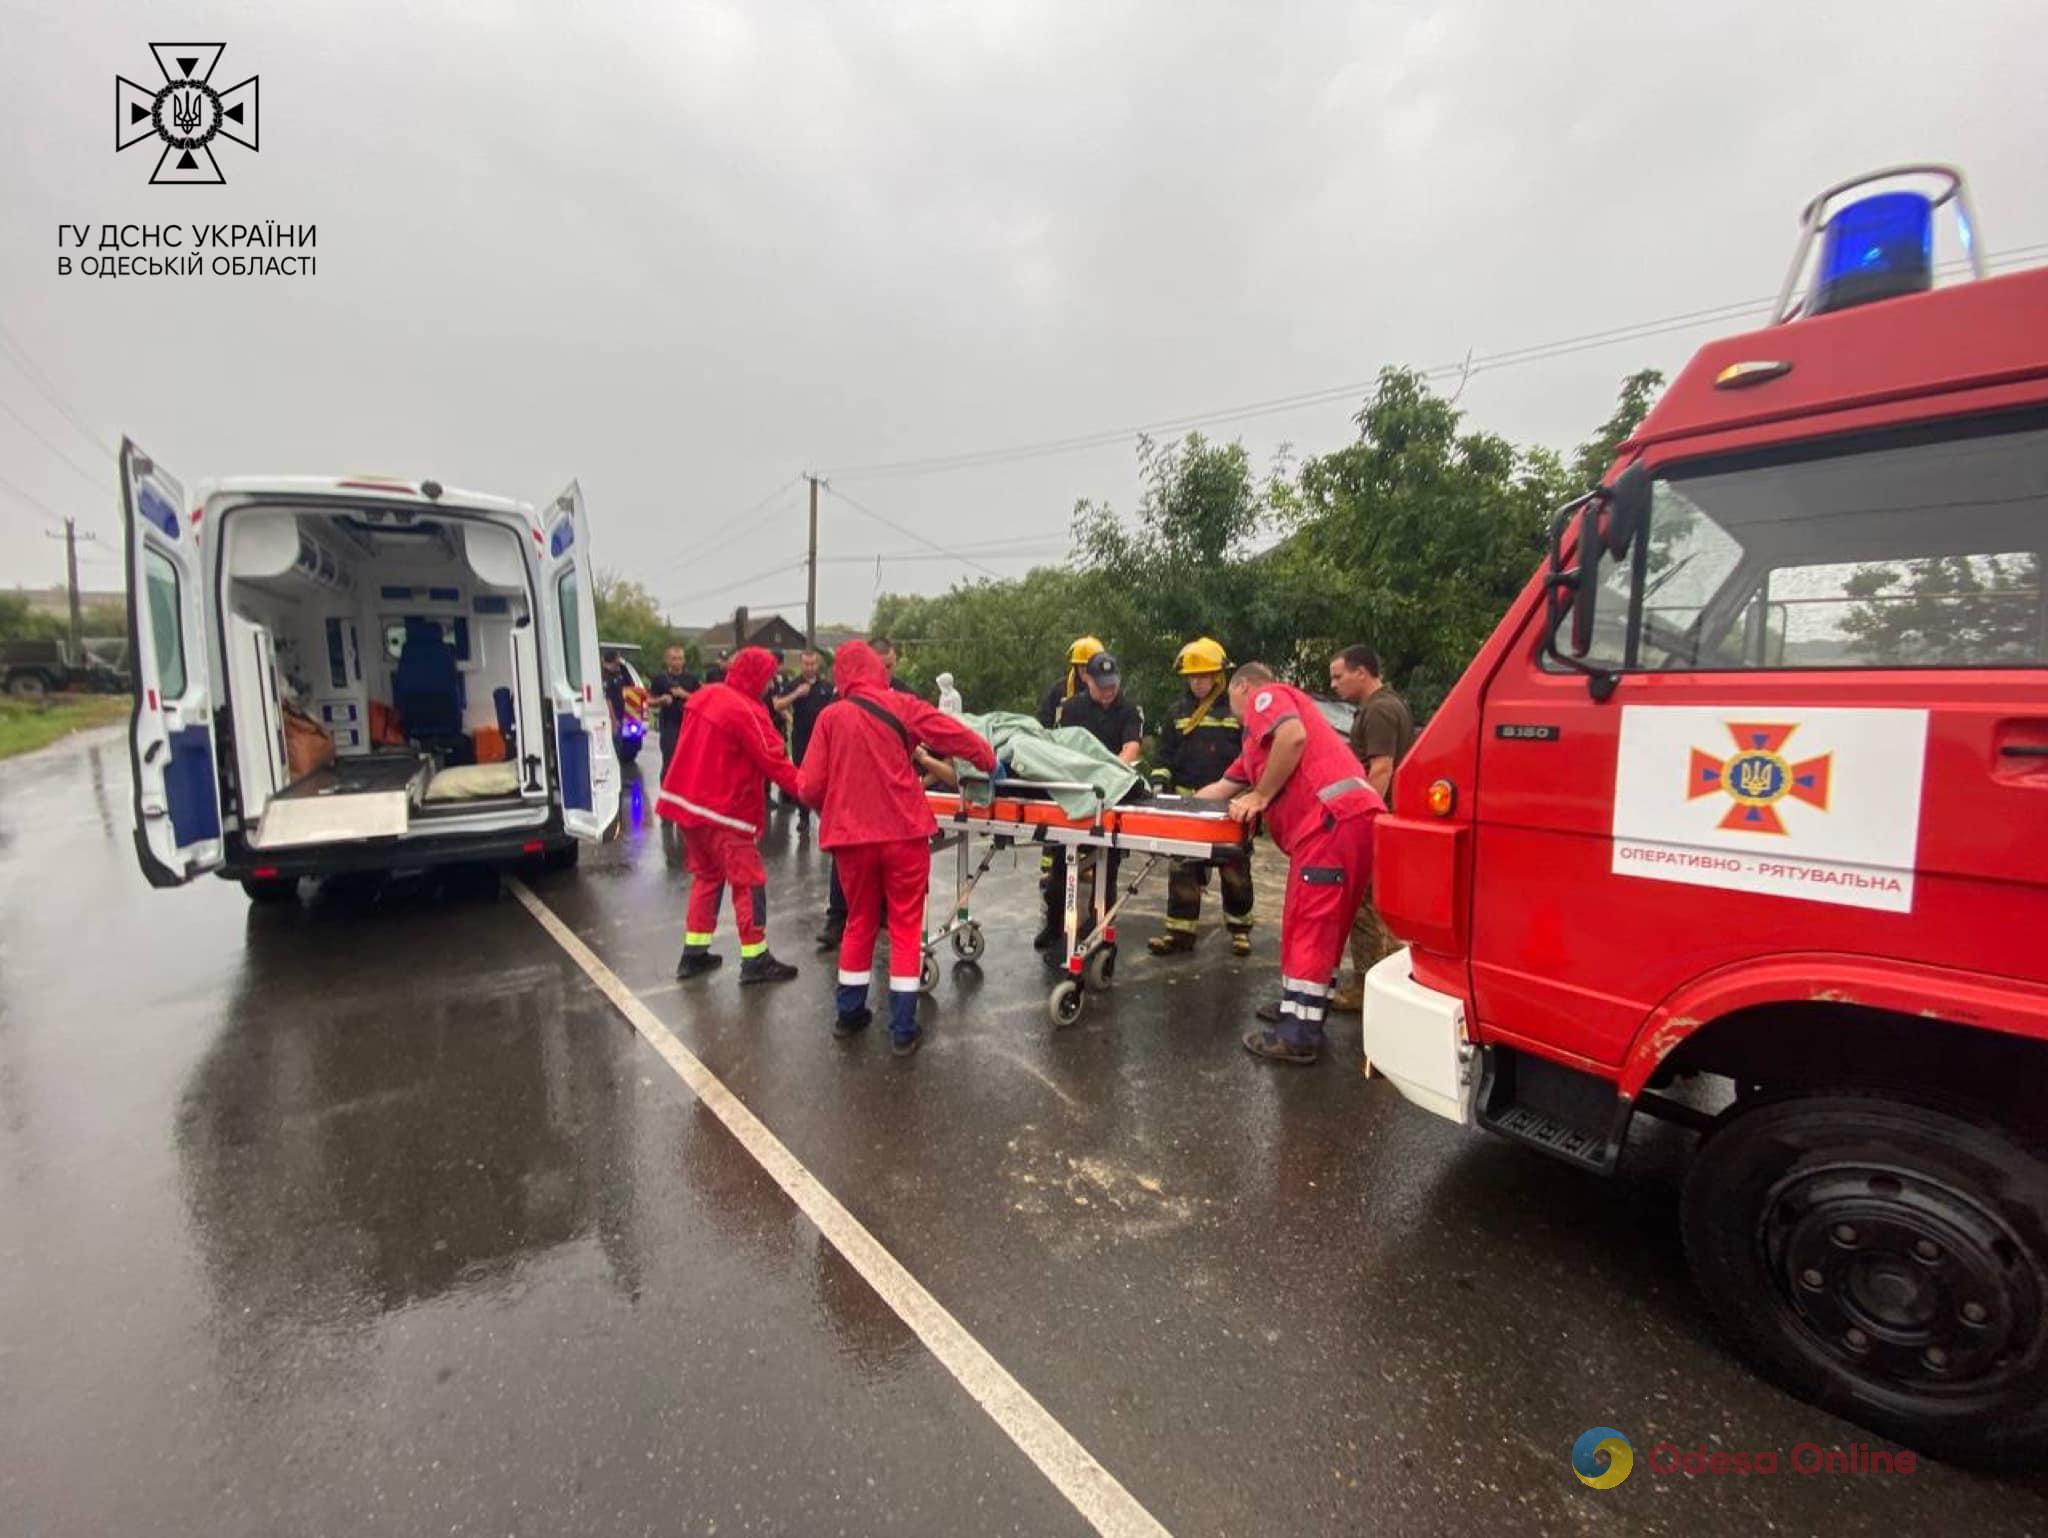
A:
0,695,129,761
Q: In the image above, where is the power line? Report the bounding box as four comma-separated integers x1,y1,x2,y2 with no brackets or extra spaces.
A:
638,474,805,585
821,484,1008,579
0,393,115,496
660,555,807,609
816,241,2048,482
815,545,1069,566
0,322,116,461
0,470,73,531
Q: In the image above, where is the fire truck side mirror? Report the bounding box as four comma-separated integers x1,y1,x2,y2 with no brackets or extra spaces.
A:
1604,462,1651,559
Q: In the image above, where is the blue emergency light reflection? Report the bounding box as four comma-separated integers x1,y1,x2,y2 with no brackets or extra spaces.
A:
1812,191,1934,314
628,777,645,830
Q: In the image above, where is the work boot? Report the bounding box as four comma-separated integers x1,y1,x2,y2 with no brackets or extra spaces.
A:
1255,999,1283,1024
889,993,923,1058
1031,922,1059,952
740,951,799,985
677,950,723,980
1243,1028,1321,1066
815,920,844,953
833,981,871,1037
1147,930,1198,957
1229,929,1252,958
1330,983,1365,1014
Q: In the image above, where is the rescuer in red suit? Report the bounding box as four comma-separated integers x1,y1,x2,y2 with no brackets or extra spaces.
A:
797,639,997,1057
1194,661,1383,1065
656,644,803,985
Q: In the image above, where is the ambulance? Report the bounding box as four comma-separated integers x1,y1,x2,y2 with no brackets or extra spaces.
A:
1361,168,2048,1465
121,446,620,898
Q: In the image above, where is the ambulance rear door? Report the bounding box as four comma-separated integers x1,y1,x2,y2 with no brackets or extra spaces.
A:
539,481,619,841
121,439,224,886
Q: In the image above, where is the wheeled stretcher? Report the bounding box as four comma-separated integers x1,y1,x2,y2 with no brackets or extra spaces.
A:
920,781,1252,1025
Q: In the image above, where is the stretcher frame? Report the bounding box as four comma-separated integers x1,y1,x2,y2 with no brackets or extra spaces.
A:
921,780,1251,1026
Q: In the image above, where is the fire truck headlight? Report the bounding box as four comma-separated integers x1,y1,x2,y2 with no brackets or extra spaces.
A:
1425,779,1456,817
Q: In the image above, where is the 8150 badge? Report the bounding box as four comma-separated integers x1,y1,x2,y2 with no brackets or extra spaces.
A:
115,45,258,185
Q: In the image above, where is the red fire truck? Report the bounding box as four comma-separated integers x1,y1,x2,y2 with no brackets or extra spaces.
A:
1362,166,2046,1467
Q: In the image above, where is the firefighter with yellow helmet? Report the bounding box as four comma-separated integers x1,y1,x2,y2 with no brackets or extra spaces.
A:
1037,635,1105,727
1148,637,1254,958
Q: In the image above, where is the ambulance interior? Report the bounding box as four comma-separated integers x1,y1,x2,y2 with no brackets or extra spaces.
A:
219,505,554,850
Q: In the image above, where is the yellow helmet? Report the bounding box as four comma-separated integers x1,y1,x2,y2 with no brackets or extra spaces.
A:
1067,635,1105,666
1175,637,1228,675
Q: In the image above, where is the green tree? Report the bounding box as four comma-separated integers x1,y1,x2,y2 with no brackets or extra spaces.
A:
874,365,1663,727
1268,367,1577,714
1070,433,1283,724
871,563,1128,713
593,572,676,662
1571,367,1665,490
0,592,33,641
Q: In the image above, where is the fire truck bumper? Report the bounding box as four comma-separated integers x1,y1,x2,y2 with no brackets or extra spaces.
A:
1362,950,1476,1124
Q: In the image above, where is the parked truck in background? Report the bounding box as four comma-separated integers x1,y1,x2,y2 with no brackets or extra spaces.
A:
2,637,130,697
1361,167,2048,1467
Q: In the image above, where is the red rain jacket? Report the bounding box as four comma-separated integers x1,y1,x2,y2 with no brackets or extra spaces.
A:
798,641,996,849
656,646,799,836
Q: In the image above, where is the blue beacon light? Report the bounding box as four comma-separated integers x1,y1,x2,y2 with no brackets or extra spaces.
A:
1811,190,1935,315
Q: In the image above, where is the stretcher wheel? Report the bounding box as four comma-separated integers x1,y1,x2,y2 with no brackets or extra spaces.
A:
1048,979,1085,1028
1083,943,1117,990
919,950,941,995
950,922,985,962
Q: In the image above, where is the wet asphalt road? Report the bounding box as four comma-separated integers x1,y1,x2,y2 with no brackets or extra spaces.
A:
2,730,2045,1537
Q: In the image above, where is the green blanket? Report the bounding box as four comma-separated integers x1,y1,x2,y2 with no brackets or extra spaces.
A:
950,710,1141,819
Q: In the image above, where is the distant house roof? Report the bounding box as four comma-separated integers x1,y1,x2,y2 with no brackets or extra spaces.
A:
693,613,811,655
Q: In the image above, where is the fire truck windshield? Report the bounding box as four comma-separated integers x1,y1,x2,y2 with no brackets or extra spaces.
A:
1554,410,2048,673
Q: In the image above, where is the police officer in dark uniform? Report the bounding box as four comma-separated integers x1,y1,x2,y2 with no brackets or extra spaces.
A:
1147,637,1253,958
1035,650,1143,961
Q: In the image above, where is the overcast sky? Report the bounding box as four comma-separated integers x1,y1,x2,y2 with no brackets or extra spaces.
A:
4,0,2043,624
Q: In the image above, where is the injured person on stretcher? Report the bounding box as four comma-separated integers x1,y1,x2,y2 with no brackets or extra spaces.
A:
919,756,1250,1028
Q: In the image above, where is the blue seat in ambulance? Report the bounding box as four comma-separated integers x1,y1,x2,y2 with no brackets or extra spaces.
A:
394,618,463,744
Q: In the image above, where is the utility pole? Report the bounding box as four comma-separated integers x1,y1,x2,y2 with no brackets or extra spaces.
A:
45,517,94,658
804,474,820,649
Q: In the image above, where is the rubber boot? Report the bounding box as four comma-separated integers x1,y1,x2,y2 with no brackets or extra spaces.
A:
677,949,723,980
834,982,872,1037
1147,930,1198,956
740,950,799,985
1229,927,1252,958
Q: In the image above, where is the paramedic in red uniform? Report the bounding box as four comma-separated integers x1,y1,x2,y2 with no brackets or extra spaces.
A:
657,645,803,986
798,640,996,1057
1195,661,1383,1065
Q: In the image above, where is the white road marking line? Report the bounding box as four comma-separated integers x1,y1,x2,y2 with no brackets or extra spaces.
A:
506,878,1173,1538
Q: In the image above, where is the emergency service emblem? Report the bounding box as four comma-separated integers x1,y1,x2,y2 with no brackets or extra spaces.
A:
1688,722,1832,835
1611,706,1927,914
116,45,258,185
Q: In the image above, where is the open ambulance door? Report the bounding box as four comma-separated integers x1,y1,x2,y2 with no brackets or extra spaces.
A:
121,439,224,887
540,481,619,841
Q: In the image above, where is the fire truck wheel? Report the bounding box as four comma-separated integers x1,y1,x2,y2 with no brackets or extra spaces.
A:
1682,1091,2048,1469
240,876,297,904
